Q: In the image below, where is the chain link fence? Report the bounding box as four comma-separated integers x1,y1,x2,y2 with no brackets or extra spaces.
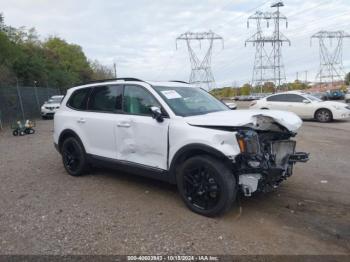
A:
0,80,61,127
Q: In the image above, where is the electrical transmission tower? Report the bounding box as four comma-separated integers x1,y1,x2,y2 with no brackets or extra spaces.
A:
311,31,350,87
245,2,290,91
176,31,223,91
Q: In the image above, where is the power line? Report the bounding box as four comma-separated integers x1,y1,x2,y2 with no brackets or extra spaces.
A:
311,30,350,87
176,31,224,90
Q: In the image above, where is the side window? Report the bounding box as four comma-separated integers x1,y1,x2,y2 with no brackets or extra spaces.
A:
267,94,287,102
88,85,123,112
284,94,305,103
123,85,160,116
67,87,92,110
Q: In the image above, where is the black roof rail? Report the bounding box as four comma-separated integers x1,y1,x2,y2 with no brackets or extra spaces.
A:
83,78,144,85
169,80,190,84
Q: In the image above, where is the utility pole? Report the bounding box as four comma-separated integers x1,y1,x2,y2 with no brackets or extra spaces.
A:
113,62,117,78
33,80,40,112
296,72,299,81
311,31,350,88
305,70,308,83
176,31,224,91
245,1,290,92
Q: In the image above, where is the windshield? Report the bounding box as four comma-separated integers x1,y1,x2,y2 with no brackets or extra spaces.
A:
47,97,63,104
305,94,322,102
153,86,229,117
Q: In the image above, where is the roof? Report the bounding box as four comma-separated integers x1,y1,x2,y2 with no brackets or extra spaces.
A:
69,79,195,92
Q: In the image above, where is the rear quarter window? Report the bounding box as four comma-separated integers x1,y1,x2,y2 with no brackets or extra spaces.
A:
67,87,92,110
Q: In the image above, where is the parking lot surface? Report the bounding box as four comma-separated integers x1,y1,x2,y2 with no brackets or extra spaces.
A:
0,117,349,255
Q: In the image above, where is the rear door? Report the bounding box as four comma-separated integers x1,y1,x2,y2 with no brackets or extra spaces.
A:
82,85,124,159
115,84,169,170
265,94,290,110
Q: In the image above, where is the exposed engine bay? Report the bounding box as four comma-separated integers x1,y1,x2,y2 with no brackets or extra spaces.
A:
235,129,309,196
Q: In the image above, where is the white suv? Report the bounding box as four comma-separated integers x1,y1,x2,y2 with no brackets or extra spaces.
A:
54,78,309,216
41,95,64,119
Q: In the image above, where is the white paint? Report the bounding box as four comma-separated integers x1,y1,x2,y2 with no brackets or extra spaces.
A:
185,109,303,132
250,91,350,120
239,174,262,196
54,81,305,173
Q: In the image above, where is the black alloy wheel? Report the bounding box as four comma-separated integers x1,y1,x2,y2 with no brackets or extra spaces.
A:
62,137,88,176
177,155,237,217
183,166,221,211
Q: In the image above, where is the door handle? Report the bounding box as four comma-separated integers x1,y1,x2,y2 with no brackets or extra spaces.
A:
77,118,86,124
117,122,130,128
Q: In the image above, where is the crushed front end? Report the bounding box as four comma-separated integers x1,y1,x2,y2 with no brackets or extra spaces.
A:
234,129,309,196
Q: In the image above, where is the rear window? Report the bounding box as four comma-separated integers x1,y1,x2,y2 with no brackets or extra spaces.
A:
88,85,123,113
67,88,92,110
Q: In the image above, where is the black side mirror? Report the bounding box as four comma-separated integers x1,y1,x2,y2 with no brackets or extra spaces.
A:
150,106,164,122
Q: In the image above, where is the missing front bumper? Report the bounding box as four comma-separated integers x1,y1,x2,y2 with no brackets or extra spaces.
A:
237,151,310,196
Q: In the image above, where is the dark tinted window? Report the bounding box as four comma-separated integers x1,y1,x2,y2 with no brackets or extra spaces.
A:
284,94,305,102
67,88,92,110
267,94,304,102
267,94,287,102
88,85,123,112
123,85,160,116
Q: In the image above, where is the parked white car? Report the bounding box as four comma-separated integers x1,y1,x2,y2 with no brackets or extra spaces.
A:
41,95,64,119
250,91,350,122
54,79,308,216
345,92,350,103
223,101,237,110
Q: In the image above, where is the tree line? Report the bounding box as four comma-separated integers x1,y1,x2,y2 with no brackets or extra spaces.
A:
210,81,311,99
211,75,350,99
0,13,114,90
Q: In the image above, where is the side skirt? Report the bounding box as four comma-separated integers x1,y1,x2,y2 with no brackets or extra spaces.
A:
87,154,175,184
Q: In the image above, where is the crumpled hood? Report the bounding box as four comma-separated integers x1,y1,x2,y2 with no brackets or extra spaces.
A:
185,110,303,132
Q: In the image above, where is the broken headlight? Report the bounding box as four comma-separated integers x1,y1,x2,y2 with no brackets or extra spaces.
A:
236,130,261,155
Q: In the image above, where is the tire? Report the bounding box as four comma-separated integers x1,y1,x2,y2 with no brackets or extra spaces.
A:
315,108,333,123
61,137,88,176
13,130,19,136
25,128,35,134
176,155,237,217
42,116,47,120
346,99,350,104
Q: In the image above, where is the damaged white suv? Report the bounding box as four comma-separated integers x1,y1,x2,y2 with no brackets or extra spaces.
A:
54,78,309,217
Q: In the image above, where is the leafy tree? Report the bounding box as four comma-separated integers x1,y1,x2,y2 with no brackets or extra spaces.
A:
90,60,114,80
240,83,251,95
0,14,110,89
345,72,350,85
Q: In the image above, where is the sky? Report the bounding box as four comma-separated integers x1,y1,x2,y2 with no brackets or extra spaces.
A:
0,0,350,88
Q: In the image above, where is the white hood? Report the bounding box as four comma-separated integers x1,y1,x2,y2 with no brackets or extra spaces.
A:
44,103,61,107
185,110,303,132
319,101,348,108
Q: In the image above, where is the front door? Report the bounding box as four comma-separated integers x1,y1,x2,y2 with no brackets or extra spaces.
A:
116,84,169,170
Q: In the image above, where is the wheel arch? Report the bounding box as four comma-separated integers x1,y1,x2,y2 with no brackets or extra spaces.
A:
58,129,86,154
169,143,233,183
